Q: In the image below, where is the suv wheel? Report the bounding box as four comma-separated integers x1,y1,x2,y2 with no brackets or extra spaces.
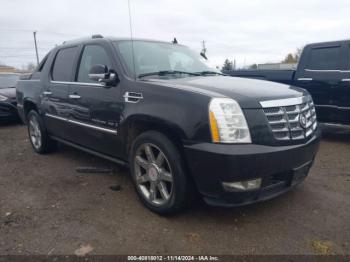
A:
27,110,56,154
130,131,193,214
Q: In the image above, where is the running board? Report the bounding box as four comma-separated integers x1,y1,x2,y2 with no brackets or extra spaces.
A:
50,136,128,167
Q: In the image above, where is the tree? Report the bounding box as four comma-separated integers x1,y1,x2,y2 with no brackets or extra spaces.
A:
26,62,36,71
248,64,258,69
222,59,233,71
282,47,303,64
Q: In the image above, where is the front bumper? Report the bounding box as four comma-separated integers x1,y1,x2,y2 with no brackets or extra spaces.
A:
0,100,19,121
184,130,321,207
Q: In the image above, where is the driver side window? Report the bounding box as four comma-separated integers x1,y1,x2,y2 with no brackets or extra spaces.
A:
77,45,112,83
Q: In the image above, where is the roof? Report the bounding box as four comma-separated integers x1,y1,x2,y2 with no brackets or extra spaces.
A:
60,35,183,47
306,39,350,48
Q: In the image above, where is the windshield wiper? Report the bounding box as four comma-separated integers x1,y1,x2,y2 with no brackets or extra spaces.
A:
138,70,200,78
195,71,226,76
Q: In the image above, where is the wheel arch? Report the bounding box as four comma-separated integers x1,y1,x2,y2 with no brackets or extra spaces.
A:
23,99,39,122
122,114,187,156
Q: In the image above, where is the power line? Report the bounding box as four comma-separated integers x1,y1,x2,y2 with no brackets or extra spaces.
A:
0,27,80,36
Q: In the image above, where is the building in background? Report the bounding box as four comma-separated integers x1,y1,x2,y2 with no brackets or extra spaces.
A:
0,65,16,73
257,63,297,70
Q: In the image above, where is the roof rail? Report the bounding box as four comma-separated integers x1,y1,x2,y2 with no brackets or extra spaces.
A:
92,34,103,39
62,35,104,45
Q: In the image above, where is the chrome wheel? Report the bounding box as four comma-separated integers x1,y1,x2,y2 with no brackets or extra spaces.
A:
29,116,42,150
134,143,173,206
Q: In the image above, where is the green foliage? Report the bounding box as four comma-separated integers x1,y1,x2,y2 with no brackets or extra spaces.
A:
282,47,303,64
249,64,258,69
222,59,233,71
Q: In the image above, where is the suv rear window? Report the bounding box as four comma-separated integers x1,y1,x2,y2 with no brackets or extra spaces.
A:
51,47,78,81
306,46,341,70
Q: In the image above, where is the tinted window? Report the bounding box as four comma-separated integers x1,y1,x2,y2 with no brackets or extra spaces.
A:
52,47,78,81
77,45,112,83
307,46,340,70
114,40,214,77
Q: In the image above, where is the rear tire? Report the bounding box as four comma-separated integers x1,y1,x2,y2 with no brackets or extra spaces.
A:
129,131,194,215
27,110,57,154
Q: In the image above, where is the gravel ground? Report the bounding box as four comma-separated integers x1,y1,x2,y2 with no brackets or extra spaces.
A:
0,123,349,255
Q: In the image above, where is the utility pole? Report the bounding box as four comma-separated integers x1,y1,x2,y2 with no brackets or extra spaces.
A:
200,40,207,60
33,31,39,66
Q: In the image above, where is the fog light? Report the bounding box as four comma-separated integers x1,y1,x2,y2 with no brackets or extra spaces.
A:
222,178,262,192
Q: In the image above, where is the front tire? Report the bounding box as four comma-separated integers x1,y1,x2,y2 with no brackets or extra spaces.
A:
27,110,57,154
129,131,193,215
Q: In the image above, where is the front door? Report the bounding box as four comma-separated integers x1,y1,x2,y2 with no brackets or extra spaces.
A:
42,46,79,140
67,44,124,158
295,44,342,123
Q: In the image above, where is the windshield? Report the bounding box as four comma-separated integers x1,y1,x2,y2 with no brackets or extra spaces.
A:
113,40,218,78
0,74,19,88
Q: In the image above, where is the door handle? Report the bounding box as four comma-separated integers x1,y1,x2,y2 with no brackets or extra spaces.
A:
69,94,81,99
297,78,313,81
43,91,52,96
341,79,350,82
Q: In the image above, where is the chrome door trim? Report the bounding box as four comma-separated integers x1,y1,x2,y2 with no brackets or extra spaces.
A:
315,105,350,110
43,91,52,95
50,80,104,87
305,69,350,73
305,69,339,72
68,119,118,134
45,113,67,121
321,123,350,129
341,79,350,82
260,96,311,108
68,94,81,99
45,113,118,134
297,78,313,81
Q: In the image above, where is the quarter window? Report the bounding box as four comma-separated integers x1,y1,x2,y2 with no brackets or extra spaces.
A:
306,46,341,70
51,47,78,81
77,45,112,83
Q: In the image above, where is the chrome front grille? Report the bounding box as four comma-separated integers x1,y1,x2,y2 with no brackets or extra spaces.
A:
261,96,317,141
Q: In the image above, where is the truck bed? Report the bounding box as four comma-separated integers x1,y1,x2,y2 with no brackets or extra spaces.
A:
225,69,296,86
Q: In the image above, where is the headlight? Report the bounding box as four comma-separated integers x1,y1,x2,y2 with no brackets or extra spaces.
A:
209,98,251,143
0,95,9,101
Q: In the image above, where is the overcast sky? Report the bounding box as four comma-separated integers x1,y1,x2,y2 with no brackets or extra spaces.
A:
0,0,349,69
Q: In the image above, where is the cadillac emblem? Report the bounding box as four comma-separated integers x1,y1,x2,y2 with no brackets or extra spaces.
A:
299,113,307,129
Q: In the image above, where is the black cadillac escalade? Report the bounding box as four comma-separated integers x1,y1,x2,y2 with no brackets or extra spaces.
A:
16,35,320,214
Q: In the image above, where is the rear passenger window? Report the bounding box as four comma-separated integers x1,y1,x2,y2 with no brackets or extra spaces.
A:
306,46,341,70
51,47,78,81
77,45,112,83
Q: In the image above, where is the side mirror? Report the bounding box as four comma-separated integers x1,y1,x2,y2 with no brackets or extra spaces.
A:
88,64,117,85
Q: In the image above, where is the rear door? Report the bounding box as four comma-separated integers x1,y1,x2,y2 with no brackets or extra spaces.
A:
67,43,124,158
42,46,79,140
295,44,342,123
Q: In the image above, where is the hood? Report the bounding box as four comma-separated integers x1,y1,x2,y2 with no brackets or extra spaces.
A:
145,76,308,108
0,87,16,100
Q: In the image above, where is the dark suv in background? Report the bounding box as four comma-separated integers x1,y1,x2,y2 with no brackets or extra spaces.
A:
16,36,320,214
0,72,20,122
